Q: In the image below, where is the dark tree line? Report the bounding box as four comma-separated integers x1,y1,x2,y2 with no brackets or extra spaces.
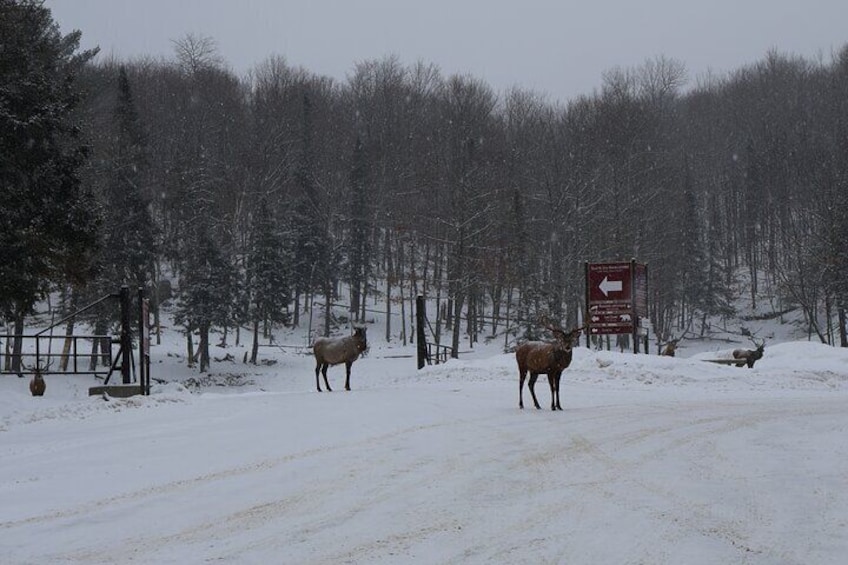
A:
4,3,847,374
0,0,100,371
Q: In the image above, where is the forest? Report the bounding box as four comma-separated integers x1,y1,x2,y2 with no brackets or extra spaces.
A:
3,1,848,374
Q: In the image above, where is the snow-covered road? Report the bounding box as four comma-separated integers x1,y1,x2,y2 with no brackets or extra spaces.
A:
3,343,848,563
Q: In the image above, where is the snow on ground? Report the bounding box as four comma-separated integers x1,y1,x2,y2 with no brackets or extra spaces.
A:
2,320,848,564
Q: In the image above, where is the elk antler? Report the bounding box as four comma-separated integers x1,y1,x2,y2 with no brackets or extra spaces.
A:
23,359,53,374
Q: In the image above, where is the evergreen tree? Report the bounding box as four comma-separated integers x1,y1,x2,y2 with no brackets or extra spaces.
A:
290,93,331,329
85,68,158,309
104,66,157,288
174,221,235,372
74,66,159,367
0,0,100,369
246,196,291,362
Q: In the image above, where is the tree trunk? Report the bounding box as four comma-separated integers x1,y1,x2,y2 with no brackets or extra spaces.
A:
503,286,513,351
398,235,407,345
60,319,74,371
251,318,260,364
433,245,444,347
451,293,464,359
825,295,834,346
385,230,393,342
421,239,431,300
350,282,360,323
293,288,301,326
323,278,332,338
220,324,228,348
3,330,11,372
153,262,162,345
408,237,419,343
360,243,372,324
186,326,195,367
198,322,210,373
89,332,99,371
100,335,111,367
89,319,109,370
466,293,476,348
11,314,24,374
490,279,502,336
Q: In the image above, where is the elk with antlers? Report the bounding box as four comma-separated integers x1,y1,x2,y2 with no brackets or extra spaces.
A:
516,323,583,410
732,337,765,368
660,339,678,357
26,360,50,397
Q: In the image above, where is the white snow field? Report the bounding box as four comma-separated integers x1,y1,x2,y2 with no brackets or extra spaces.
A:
2,330,848,564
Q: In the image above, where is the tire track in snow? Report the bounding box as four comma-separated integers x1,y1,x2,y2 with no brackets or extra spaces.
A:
9,397,846,564
17,413,503,563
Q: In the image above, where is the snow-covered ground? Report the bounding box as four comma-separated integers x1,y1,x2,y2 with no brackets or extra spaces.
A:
2,320,848,564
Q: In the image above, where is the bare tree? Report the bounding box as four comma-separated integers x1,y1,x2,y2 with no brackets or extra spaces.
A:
172,33,223,75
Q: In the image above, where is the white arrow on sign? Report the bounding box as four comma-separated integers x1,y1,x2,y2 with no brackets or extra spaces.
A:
599,276,623,296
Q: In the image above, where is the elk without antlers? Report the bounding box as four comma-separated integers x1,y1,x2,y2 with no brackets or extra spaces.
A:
312,326,368,391
516,323,583,410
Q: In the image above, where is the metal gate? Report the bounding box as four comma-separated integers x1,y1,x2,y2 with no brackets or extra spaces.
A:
1,286,149,394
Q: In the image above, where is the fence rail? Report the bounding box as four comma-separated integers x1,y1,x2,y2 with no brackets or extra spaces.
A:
1,334,115,376
425,342,453,365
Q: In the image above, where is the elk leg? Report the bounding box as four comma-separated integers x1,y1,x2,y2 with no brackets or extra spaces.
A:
315,362,323,392
322,364,332,392
557,375,563,410
344,361,352,391
519,371,526,409
547,374,557,411
553,373,562,411
528,374,541,409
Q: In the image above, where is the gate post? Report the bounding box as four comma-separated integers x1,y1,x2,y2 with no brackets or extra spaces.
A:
416,296,427,370
120,285,132,384
138,287,150,395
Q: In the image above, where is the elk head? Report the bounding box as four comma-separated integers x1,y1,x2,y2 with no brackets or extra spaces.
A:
546,322,583,348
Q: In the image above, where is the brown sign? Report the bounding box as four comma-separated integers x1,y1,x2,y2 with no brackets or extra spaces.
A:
587,262,632,305
585,261,648,336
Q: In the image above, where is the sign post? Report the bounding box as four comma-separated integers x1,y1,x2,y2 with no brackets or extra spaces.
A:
585,260,649,353
139,288,151,395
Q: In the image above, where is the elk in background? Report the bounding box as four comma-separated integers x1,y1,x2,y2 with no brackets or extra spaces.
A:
27,361,49,396
516,323,583,410
660,320,692,357
312,326,368,392
661,339,679,357
732,337,765,368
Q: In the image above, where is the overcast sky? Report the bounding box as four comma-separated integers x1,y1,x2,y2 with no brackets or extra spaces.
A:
45,0,847,103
